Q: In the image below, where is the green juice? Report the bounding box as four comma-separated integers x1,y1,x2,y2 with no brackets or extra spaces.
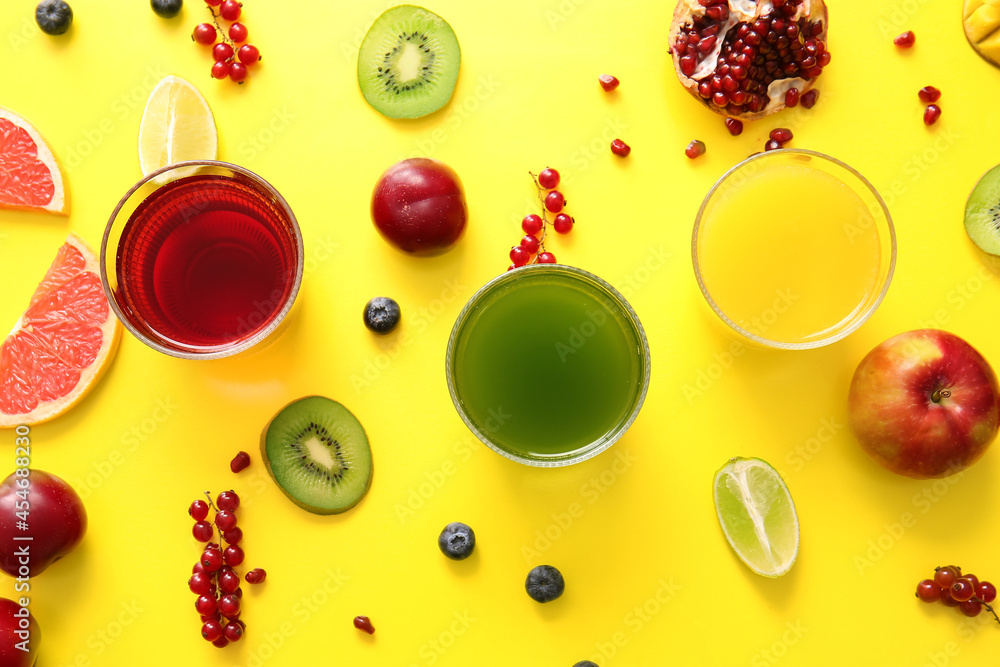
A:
448,266,649,464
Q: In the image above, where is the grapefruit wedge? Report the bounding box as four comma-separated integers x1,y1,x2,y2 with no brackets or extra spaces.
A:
0,107,68,215
0,234,121,427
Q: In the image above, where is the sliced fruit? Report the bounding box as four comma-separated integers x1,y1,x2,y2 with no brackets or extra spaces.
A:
713,457,799,577
964,0,1000,66
357,5,461,119
260,396,373,514
0,106,68,215
965,163,1000,255
0,234,122,427
138,74,217,179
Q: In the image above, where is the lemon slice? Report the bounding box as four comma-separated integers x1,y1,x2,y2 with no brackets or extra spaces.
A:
713,457,799,578
138,74,217,179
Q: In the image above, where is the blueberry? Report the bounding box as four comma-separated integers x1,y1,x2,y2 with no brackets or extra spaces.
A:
150,0,183,18
35,0,73,35
525,564,564,603
438,522,475,560
363,297,401,334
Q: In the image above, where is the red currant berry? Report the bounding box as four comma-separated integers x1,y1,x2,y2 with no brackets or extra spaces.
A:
611,138,631,157
189,500,209,521
211,60,231,80
230,451,251,473
934,566,961,589
521,214,543,235
959,599,982,617
189,572,214,596
205,0,223,5
245,568,267,584
213,636,229,648
223,527,243,545
544,191,565,213
724,118,743,136
193,23,217,45
552,214,573,234
195,595,218,616
964,573,980,589
918,86,941,103
510,246,530,267
224,622,243,642
894,30,915,48
218,569,241,594
685,140,706,159
976,581,997,603
215,510,237,532
219,594,241,618
220,0,242,21
924,104,941,126
238,44,261,66
212,42,234,63
537,252,556,264
354,615,376,634
507,264,515,271
193,521,214,542
951,578,976,602
537,168,560,189
217,491,240,512
228,22,248,43
193,561,206,575
201,548,224,572
915,579,941,603
229,62,249,83
202,619,224,642
520,235,539,255
224,544,245,566
940,588,960,607
598,74,620,92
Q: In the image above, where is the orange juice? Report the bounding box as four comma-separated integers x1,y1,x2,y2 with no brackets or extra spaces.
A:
694,151,892,347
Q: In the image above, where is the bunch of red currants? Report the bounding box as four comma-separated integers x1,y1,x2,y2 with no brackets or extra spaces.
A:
189,490,266,647
509,168,574,270
191,0,261,84
916,565,998,623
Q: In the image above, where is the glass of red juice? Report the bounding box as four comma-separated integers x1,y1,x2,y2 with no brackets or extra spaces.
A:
101,161,303,359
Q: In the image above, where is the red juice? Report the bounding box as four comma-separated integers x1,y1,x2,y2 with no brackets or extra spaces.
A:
115,174,299,350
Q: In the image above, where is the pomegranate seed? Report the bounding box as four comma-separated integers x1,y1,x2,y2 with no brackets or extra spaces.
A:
706,5,729,20
598,74,620,92
801,89,819,108
918,86,941,103
785,88,800,107
769,128,793,144
923,104,941,125
818,51,831,67
685,140,706,159
698,35,718,53
610,139,631,157
680,55,696,77
764,139,782,151
894,31,915,48
725,118,743,136
712,91,728,106
353,616,375,635
230,451,250,473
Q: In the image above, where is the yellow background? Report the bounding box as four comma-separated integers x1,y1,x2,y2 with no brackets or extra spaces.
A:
3,0,1000,665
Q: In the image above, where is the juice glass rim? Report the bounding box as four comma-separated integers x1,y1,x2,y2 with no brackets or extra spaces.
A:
445,263,651,467
691,148,897,350
100,160,304,360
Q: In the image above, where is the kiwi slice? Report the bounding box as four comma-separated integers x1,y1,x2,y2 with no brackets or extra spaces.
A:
964,163,1000,255
357,5,461,119
260,396,373,514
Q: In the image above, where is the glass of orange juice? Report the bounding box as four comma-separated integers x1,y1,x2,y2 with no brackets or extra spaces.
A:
692,149,895,349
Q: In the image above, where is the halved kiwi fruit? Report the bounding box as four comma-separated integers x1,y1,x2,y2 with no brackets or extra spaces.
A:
260,396,373,514
964,163,1000,255
357,5,461,119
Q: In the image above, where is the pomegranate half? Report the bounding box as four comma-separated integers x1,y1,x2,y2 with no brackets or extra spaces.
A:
669,0,830,120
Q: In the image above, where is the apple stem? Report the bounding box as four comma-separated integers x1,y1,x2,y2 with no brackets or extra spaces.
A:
931,389,951,403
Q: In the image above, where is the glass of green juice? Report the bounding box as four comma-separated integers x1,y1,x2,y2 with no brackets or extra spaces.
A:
446,264,651,467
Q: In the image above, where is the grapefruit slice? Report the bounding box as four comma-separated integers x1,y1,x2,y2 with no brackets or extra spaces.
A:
0,233,121,427
0,107,68,215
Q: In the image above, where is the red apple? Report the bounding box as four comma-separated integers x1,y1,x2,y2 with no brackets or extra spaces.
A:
0,470,87,577
370,158,468,256
848,329,1000,479
0,598,39,667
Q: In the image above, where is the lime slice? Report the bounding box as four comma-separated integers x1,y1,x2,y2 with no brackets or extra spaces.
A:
138,75,217,180
713,457,799,577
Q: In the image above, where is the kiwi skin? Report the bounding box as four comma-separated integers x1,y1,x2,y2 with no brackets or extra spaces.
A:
259,395,373,515
964,163,1000,256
